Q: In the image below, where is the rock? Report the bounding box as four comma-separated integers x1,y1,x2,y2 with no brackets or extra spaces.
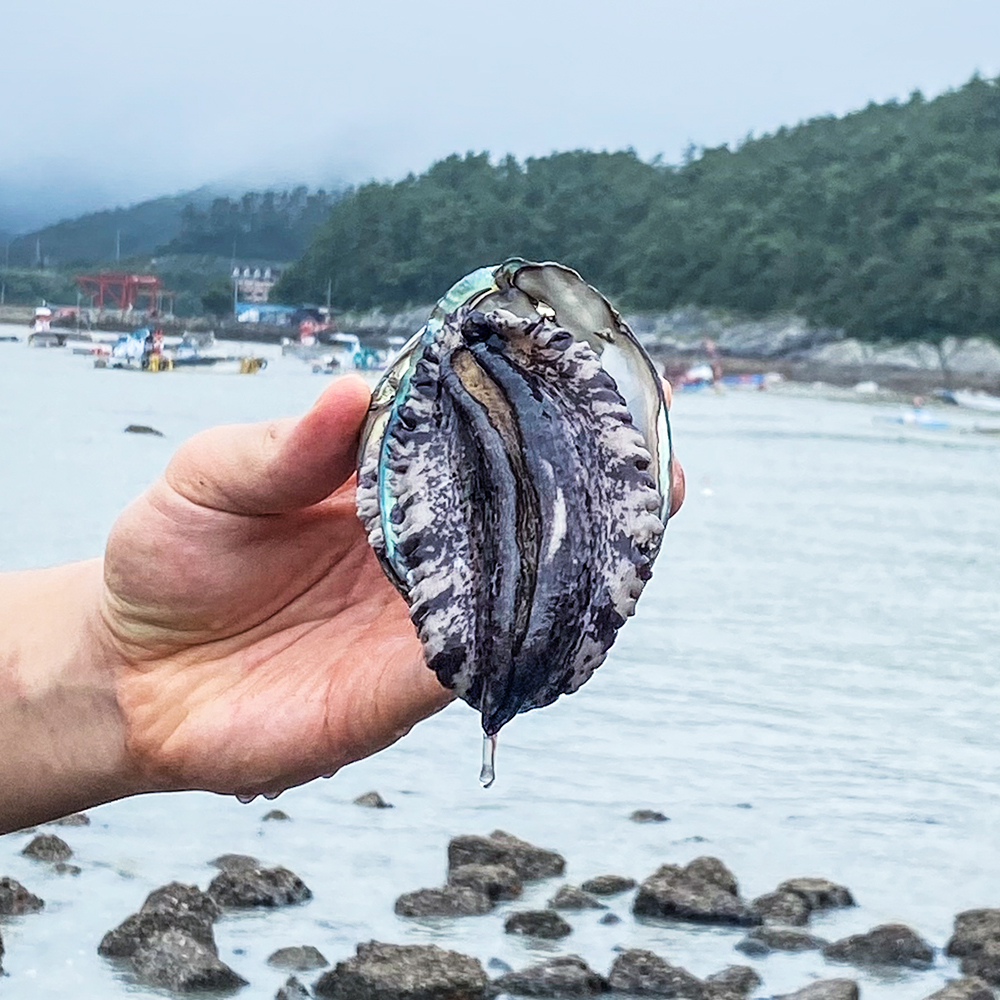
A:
268,945,329,971
684,858,739,896
607,949,704,998
0,926,4,973
736,927,827,955
773,981,858,1000
822,923,934,968
600,913,622,925
277,976,312,1000
447,831,565,880
99,882,220,958
494,955,608,997
54,862,82,876
209,865,312,908
548,885,608,910
354,791,393,808
394,886,493,917
263,809,291,821
504,911,572,939
124,424,164,436
703,966,761,999
631,810,669,823
946,909,1000,958
21,833,73,862
581,875,637,896
130,929,247,992
633,865,761,926
49,812,90,826
775,878,854,912
313,940,488,1000
210,853,262,872
448,863,522,901
922,978,996,1000
960,942,1000,986
0,877,44,914
752,891,811,926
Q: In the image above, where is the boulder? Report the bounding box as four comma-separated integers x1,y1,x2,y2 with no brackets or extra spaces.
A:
736,927,827,955
775,878,854,912
49,812,90,826
600,913,622,925
774,981,858,1000
268,945,329,971
946,909,1000,958
504,911,572,939
548,886,608,910
129,929,247,992
683,858,739,896
633,865,760,926
394,886,493,917
751,891,811,926
822,923,934,968
99,882,221,958
263,809,291,821
54,862,82,876
448,863,522,901
494,955,608,997
124,424,164,436
277,977,312,1000
313,940,488,1000
447,831,564,880
354,791,393,808
631,810,669,823
607,949,704,998
581,875,636,896
209,865,312,908
922,978,996,1000
960,942,1000,986
210,853,262,872
703,966,760,1000
0,877,44,915
21,833,72,862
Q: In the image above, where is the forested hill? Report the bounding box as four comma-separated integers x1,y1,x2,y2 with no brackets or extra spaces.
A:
274,75,1000,344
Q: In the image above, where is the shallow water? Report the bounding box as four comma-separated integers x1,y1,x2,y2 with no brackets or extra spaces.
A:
0,326,998,999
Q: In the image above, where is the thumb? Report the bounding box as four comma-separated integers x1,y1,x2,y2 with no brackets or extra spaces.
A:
165,375,372,515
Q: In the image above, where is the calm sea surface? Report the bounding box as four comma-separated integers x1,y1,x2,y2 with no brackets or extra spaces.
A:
0,324,998,999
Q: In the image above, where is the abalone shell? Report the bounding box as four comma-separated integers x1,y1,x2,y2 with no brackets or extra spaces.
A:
357,260,671,736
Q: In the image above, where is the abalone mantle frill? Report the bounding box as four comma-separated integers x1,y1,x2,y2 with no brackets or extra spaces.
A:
356,260,671,736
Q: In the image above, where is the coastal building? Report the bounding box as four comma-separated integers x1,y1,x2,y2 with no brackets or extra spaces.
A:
233,266,279,303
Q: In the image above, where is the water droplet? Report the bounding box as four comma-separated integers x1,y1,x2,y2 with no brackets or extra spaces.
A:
235,793,257,805
479,733,497,788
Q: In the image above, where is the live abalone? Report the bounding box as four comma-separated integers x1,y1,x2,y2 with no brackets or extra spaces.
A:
356,259,672,745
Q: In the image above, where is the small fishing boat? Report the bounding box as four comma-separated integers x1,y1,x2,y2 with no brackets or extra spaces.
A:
95,329,266,374
937,388,1000,413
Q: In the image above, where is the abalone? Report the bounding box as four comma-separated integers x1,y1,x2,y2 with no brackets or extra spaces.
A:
357,259,671,739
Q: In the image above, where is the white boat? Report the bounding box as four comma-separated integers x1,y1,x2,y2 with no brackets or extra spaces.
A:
942,389,1000,413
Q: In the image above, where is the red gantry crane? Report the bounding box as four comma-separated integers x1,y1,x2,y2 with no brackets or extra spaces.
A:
75,272,175,314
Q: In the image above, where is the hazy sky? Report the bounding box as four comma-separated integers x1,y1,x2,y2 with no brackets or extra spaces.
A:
2,0,999,230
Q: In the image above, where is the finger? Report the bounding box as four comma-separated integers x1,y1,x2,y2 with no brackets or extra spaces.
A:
669,458,686,518
166,375,372,515
661,377,674,409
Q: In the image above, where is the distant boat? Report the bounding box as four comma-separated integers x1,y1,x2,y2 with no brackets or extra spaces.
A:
938,389,1000,413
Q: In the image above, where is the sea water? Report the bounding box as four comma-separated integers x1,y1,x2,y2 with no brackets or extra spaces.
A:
0,325,998,999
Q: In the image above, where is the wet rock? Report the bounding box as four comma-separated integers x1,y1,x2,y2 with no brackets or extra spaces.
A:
0,877,44,914
505,910,572,939
54,862,82,876
703,966,760,1000
773,981,858,1000
268,945,329,971
395,886,493,917
209,865,312,908
489,958,513,974
581,875,636,896
49,812,90,826
752,891,811,927
822,923,934,968
946,909,1000,958
922,978,996,1000
124,424,164,436
448,831,565,881
494,955,608,997
277,976,312,1000
633,864,761,926
607,949,704,998
600,913,622,925
130,929,247,992
354,791,393,809
313,940,488,1000
448,863,522,901
263,809,290,821
99,882,220,957
631,810,669,823
684,858,739,896
736,927,827,955
960,943,1000,986
776,878,855,912
21,833,73,862
210,853,262,872
548,885,608,910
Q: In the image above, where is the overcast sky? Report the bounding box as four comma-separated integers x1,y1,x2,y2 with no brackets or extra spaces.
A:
2,0,999,230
